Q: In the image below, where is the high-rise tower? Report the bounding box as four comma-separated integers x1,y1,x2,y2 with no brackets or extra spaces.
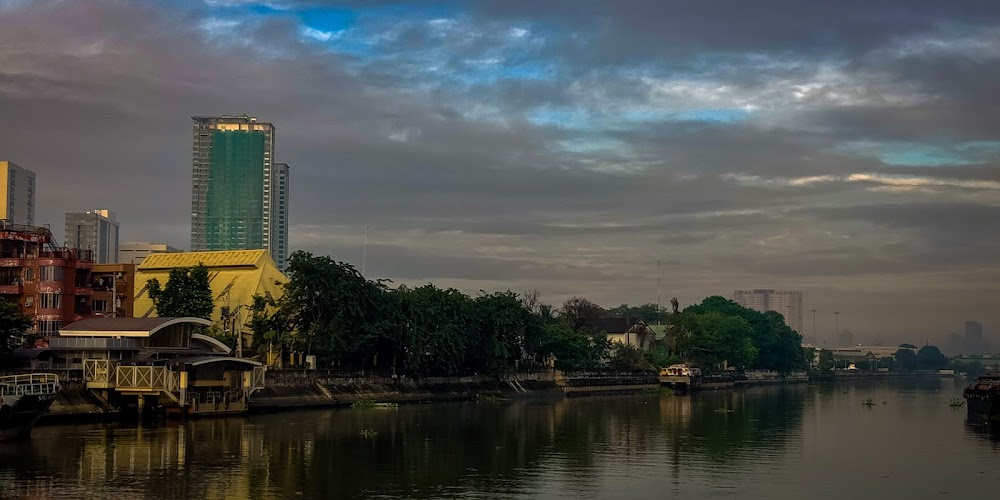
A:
191,115,288,270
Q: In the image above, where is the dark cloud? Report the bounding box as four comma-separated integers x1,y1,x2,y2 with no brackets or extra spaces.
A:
1,0,999,343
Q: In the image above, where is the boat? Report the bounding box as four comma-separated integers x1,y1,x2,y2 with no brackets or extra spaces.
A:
0,373,61,441
963,373,1000,422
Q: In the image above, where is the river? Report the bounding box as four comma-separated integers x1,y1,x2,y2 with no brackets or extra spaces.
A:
1,378,997,499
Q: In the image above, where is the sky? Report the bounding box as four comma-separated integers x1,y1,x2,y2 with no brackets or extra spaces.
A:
1,0,999,347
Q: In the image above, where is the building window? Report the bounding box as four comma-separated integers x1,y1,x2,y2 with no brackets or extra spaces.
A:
92,299,108,312
25,296,33,307
40,293,61,309
40,266,63,281
24,268,34,282
36,319,59,334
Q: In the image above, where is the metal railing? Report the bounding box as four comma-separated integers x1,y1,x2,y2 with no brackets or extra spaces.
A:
0,373,61,396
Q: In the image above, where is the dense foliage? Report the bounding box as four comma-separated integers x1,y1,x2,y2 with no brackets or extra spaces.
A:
0,298,34,361
676,296,807,372
146,264,214,319
251,253,812,375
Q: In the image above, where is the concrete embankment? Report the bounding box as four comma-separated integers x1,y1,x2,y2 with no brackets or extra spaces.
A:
35,370,662,420
251,370,564,410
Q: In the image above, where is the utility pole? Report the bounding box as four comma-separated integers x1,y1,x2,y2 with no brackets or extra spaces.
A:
834,311,840,346
656,259,661,322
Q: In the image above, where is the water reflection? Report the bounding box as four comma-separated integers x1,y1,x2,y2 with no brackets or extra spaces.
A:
0,386,812,499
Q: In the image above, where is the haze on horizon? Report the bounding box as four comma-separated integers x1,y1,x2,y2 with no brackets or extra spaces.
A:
0,0,997,347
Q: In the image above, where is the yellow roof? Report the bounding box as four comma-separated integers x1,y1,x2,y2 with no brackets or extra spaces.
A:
139,249,268,270
133,250,286,338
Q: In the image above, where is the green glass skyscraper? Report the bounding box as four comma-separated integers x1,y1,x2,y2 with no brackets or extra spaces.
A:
191,115,289,271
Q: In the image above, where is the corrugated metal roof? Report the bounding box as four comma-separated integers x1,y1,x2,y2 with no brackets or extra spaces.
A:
133,252,286,338
62,317,209,332
139,250,267,270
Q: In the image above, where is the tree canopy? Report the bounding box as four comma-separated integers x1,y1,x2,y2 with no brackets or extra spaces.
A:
146,264,214,319
0,298,33,361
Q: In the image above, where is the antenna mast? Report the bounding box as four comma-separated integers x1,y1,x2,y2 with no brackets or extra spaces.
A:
361,225,370,275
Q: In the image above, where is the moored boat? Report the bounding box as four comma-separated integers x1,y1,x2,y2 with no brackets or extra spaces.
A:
0,373,61,441
963,373,1000,422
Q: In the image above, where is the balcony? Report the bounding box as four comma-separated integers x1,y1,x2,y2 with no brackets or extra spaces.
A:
0,284,22,295
0,258,23,267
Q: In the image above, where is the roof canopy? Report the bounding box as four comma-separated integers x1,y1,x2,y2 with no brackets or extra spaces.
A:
59,317,211,338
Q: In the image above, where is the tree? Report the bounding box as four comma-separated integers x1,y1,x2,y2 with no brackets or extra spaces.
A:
916,345,948,370
818,349,835,372
146,264,214,318
683,296,805,372
0,298,33,361
607,343,654,372
607,303,663,323
559,297,603,333
894,348,918,371
280,251,396,368
676,311,757,370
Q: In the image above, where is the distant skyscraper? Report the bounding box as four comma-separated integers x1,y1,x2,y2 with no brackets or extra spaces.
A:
733,289,803,333
190,115,288,271
965,320,984,355
273,163,290,271
0,161,36,225
119,241,181,266
64,209,119,264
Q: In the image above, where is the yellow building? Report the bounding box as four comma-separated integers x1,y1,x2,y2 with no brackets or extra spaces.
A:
0,160,37,225
133,250,286,344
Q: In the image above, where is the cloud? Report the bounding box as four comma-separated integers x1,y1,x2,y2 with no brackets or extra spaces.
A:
2,0,1000,343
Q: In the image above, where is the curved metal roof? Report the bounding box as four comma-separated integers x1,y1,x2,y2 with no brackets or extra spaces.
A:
58,317,212,337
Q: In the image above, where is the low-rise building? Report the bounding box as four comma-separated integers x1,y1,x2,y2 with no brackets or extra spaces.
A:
595,317,657,351
89,263,136,318
28,317,265,415
118,241,180,266
133,249,286,347
0,221,94,335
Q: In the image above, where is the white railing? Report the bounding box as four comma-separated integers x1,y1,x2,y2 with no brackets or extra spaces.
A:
251,366,266,391
0,373,61,396
114,366,176,392
83,359,114,383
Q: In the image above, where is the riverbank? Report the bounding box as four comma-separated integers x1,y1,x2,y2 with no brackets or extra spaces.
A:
32,368,958,423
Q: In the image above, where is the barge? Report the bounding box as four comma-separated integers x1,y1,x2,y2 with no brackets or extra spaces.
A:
0,373,61,441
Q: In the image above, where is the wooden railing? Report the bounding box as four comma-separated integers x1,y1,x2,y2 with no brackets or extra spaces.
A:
114,366,176,392
83,360,113,383
0,373,61,396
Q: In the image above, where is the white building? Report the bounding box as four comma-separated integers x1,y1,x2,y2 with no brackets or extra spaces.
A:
118,241,181,266
733,289,803,333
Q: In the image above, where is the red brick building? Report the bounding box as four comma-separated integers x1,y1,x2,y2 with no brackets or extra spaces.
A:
0,222,94,335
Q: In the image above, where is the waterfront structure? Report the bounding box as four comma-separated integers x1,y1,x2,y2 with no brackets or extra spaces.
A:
133,249,286,346
0,161,36,225
90,263,135,318
733,289,803,333
118,241,180,266
0,222,93,335
39,317,265,415
64,210,120,264
190,115,289,271
965,321,984,355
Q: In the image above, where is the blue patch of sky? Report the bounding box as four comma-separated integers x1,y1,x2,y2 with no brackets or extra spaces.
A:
528,105,752,130
837,140,1000,166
